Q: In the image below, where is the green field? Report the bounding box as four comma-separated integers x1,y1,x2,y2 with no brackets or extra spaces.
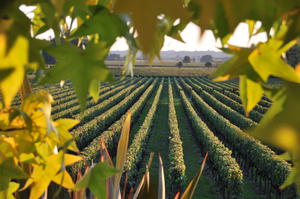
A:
11,75,296,199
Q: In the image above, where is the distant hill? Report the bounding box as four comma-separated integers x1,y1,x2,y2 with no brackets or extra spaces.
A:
109,50,231,61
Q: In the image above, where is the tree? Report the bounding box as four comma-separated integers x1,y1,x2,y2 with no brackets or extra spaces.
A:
183,55,191,63
176,61,183,68
200,55,213,62
205,62,212,67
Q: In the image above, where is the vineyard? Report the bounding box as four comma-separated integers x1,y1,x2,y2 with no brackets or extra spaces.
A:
10,76,296,199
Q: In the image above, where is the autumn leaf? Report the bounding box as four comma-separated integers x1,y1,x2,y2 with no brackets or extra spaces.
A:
114,0,190,55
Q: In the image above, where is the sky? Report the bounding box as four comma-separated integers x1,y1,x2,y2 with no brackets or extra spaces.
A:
20,5,268,52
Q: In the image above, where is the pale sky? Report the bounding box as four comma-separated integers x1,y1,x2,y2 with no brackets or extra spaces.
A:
20,5,267,52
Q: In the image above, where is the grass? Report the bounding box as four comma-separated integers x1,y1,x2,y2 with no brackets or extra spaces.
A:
145,82,171,194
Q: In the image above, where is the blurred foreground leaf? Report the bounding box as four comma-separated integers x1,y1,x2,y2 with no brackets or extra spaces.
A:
114,0,190,55
251,83,300,191
42,43,113,110
75,162,119,199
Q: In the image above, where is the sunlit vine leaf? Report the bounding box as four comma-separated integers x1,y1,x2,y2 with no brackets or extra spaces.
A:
249,39,300,83
240,75,263,114
54,119,80,152
25,152,82,199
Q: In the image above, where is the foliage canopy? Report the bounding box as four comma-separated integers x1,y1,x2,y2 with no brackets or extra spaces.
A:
0,0,300,198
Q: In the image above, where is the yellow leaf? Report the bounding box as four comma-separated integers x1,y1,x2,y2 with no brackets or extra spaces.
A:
54,119,80,152
0,35,28,108
53,170,75,189
22,90,53,119
249,39,300,83
240,75,263,114
64,154,83,166
29,165,53,199
213,74,230,81
28,152,80,199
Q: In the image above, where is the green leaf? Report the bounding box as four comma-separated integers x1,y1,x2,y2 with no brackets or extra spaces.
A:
51,0,66,16
240,75,263,114
75,162,119,199
64,0,91,18
190,0,217,32
0,158,28,191
284,14,300,44
72,6,127,46
28,38,49,70
42,42,113,110
249,39,300,83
